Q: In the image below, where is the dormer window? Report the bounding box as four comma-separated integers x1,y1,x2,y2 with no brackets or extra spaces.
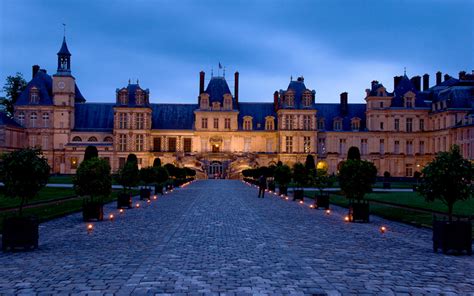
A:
243,116,253,130
72,136,82,142
30,87,39,104
302,91,312,107
351,118,360,131
317,118,325,130
333,118,342,131
265,116,275,130
223,96,232,110
119,90,128,105
285,92,294,107
405,96,414,108
135,90,144,105
212,102,221,110
200,95,209,110
17,112,25,125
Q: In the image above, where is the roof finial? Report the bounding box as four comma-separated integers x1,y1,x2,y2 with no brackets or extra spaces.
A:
128,78,131,84
404,67,407,76
223,66,226,78
211,67,214,78
137,79,139,85
62,23,66,38
290,75,293,81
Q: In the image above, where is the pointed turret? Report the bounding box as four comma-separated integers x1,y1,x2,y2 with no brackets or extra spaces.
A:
56,37,71,75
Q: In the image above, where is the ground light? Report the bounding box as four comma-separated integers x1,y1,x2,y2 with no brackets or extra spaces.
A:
119,209,124,214
135,203,140,208
299,200,304,204
147,199,151,204
87,224,93,234
109,214,114,221
309,204,314,209
153,195,157,200
380,226,387,233
325,209,331,215
344,215,350,222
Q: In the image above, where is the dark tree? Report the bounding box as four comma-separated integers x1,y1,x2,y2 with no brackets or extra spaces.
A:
347,146,361,160
0,148,50,215
126,153,138,164
276,161,283,167
292,162,308,188
338,159,377,200
83,146,98,162
304,155,316,171
74,158,111,202
140,167,157,188
115,161,140,193
153,157,161,167
154,166,169,185
274,164,292,187
2,73,27,117
164,163,176,177
312,169,335,195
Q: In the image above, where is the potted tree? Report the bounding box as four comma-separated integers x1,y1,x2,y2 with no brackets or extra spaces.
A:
154,166,169,195
267,165,276,192
418,145,472,255
74,157,111,221
115,160,140,209
139,167,155,200
312,168,334,209
164,163,176,190
1,148,49,251
338,159,377,222
292,162,307,201
274,164,291,196
383,171,391,189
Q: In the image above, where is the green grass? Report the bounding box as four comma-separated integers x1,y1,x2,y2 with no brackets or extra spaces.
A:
0,187,76,208
48,175,119,185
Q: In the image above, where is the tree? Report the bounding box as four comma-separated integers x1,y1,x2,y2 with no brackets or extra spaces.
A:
338,159,377,200
304,155,316,171
115,161,140,193
312,169,334,195
140,166,156,188
153,157,161,167
154,166,169,185
83,146,98,162
418,145,473,222
274,164,292,187
74,158,111,201
164,163,176,177
292,162,308,188
0,148,50,215
184,167,196,177
126,153,138,164
2,73,27,117
347,146,361,160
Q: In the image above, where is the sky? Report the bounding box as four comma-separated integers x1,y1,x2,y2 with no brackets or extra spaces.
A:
1,0,473,104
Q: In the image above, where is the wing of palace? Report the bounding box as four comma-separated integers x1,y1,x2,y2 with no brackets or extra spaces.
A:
1,37,473,179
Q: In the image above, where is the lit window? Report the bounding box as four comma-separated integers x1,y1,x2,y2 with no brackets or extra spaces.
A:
136,134,144,151
70,157,78,169
136,113,145,129
304,136,311,153
201,118,208,129
119,134,127,151
285,136,293,153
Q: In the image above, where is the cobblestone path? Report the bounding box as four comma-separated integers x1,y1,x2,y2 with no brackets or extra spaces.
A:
0,180,473,295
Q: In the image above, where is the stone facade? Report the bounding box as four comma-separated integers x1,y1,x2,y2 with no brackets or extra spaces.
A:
1,37,473,178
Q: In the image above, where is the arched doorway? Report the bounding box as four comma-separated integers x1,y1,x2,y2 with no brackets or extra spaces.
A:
209,161,223,178
212,144,220,153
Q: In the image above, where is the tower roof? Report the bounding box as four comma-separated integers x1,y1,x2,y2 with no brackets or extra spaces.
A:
204,76,232,104
57,37,71,56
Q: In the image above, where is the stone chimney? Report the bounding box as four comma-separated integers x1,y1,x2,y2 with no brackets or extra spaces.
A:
199,71,205,95
423,74,429,91
459,71,467,80
444,74,451,81
32,65,40,78
234,71,239,104
394,76,402,89
410,76,421,92
273,91,279,111
436,71,442,85
340,92,348,116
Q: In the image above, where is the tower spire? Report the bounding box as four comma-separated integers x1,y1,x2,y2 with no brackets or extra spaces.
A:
62,23,66,38
56,30,72,75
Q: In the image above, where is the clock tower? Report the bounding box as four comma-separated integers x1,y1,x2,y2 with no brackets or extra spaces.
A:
52,36,76,107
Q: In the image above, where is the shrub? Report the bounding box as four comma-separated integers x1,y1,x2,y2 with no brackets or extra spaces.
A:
312,169,334,195
84,146,98,162
154,166,169,185
347,146,361,160
274,164,292,187
164,163,177,177
140,166,156,188
338,159,377,201
153,157,161,167
126,153,138,164
115,161,140,193
305,155,316,171
74,158,111,201
292,162,308,188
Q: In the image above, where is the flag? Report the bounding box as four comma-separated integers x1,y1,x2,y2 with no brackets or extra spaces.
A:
218,62,222,69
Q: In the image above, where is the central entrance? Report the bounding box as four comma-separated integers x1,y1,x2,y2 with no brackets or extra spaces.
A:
209,161,223,178
212,144,220,153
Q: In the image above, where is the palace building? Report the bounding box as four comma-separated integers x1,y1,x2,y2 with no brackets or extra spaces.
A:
1,37,473,179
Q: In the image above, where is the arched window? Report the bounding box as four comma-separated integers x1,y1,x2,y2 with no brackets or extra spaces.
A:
119,90,128,105
265,116,275,130
30,87,39,104
104,136,113,142
17,112,25,125
30,112,37,128
42,113,49,127
88,136,98,142
243,116,253,130
72,136,82,142
135,90,144,105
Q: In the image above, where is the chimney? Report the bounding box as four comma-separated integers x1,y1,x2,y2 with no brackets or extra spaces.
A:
340,92,348,116
273,91,279,111
234,71,239,105
32,65,40,78
423,74,429,91
459,71,466,80
410,76,421,91
371,80,378,88
436,71,442,85
394,76,402,89
444,74,451,81
199,71,205,95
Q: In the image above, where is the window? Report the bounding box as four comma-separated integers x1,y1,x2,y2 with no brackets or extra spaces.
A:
168,137,177,152
30,88,39,104
379,139,385,154
379,102,384,108
419,119,424,131
42,136,48,150
119,113,128,129
394,118,400,131
406,140,413,155
136,113,145,129
380,122,384,130
200,96,209,109
213,118,219,129
153,137,162,152
18,112,25,125
405,96,414,108
318,138,326,154
119,157,126,169
135,90,144,105
317,118,325,130
333,118,342,131
225,118,231,129
406,118,413,133
119,134,127,151
243,117,252,130
224,97,232,110
265,117,274,130
88,136,98,142
285,136,293,153
303,115,311,130
339,139,346,154
405,164,413,177
394,141,400,154
285,92,294,106
30,112,37,128
419,140,425,154
244,137,251,152
302,92,312,107
72,136,82,142
42,113,49,127
361,139,368,155
136,134,144,151
266,139,274,153
70,157,78,169
304,136,311,153
104,136,113,142
183,138,192,153
351,118,360,131
201,118,208,129
285,115,295,130
119,91,128,105
212,102,220,110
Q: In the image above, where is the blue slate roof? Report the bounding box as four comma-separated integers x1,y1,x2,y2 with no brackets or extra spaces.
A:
278,77,316,109
203,77,236,107
238,103,277,130
437,86,474,109
315,103,367,131
151,104,197,129
57,37,71,56
116,83,150,107
0,112,24,128
74,103,114,132
16,70,86,106
391,75,426,108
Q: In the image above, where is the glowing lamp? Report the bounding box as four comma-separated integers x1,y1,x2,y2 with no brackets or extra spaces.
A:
135,203,140,208
299,200,304,204
344,216,350,222
119,209,124,214
325,209,331,215
285,197,289,200
153,195,157,200
87,224,93,234
109,214,114,221
309,204,314,209
380,226,387,233
147,199,151,204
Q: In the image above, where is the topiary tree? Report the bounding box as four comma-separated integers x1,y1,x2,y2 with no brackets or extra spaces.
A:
305,155,316,171
115,161,140,193
140,166,156,189
292,162,308,189
164,163,176,178
418,145,473,222
83,145,98,162
347,146,361,160
184,167,196,177
154,166,169,185
312,169,334,196
0,148,50,215
127,153,138,165
74,157,111,202
153,157,161,167
274,164,292,188
338,159,377,201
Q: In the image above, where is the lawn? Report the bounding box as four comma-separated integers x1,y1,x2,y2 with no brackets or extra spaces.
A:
0,187,76,209
49,174,119,185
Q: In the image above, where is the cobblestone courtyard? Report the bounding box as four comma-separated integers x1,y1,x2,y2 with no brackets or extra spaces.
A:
0,180,473,295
